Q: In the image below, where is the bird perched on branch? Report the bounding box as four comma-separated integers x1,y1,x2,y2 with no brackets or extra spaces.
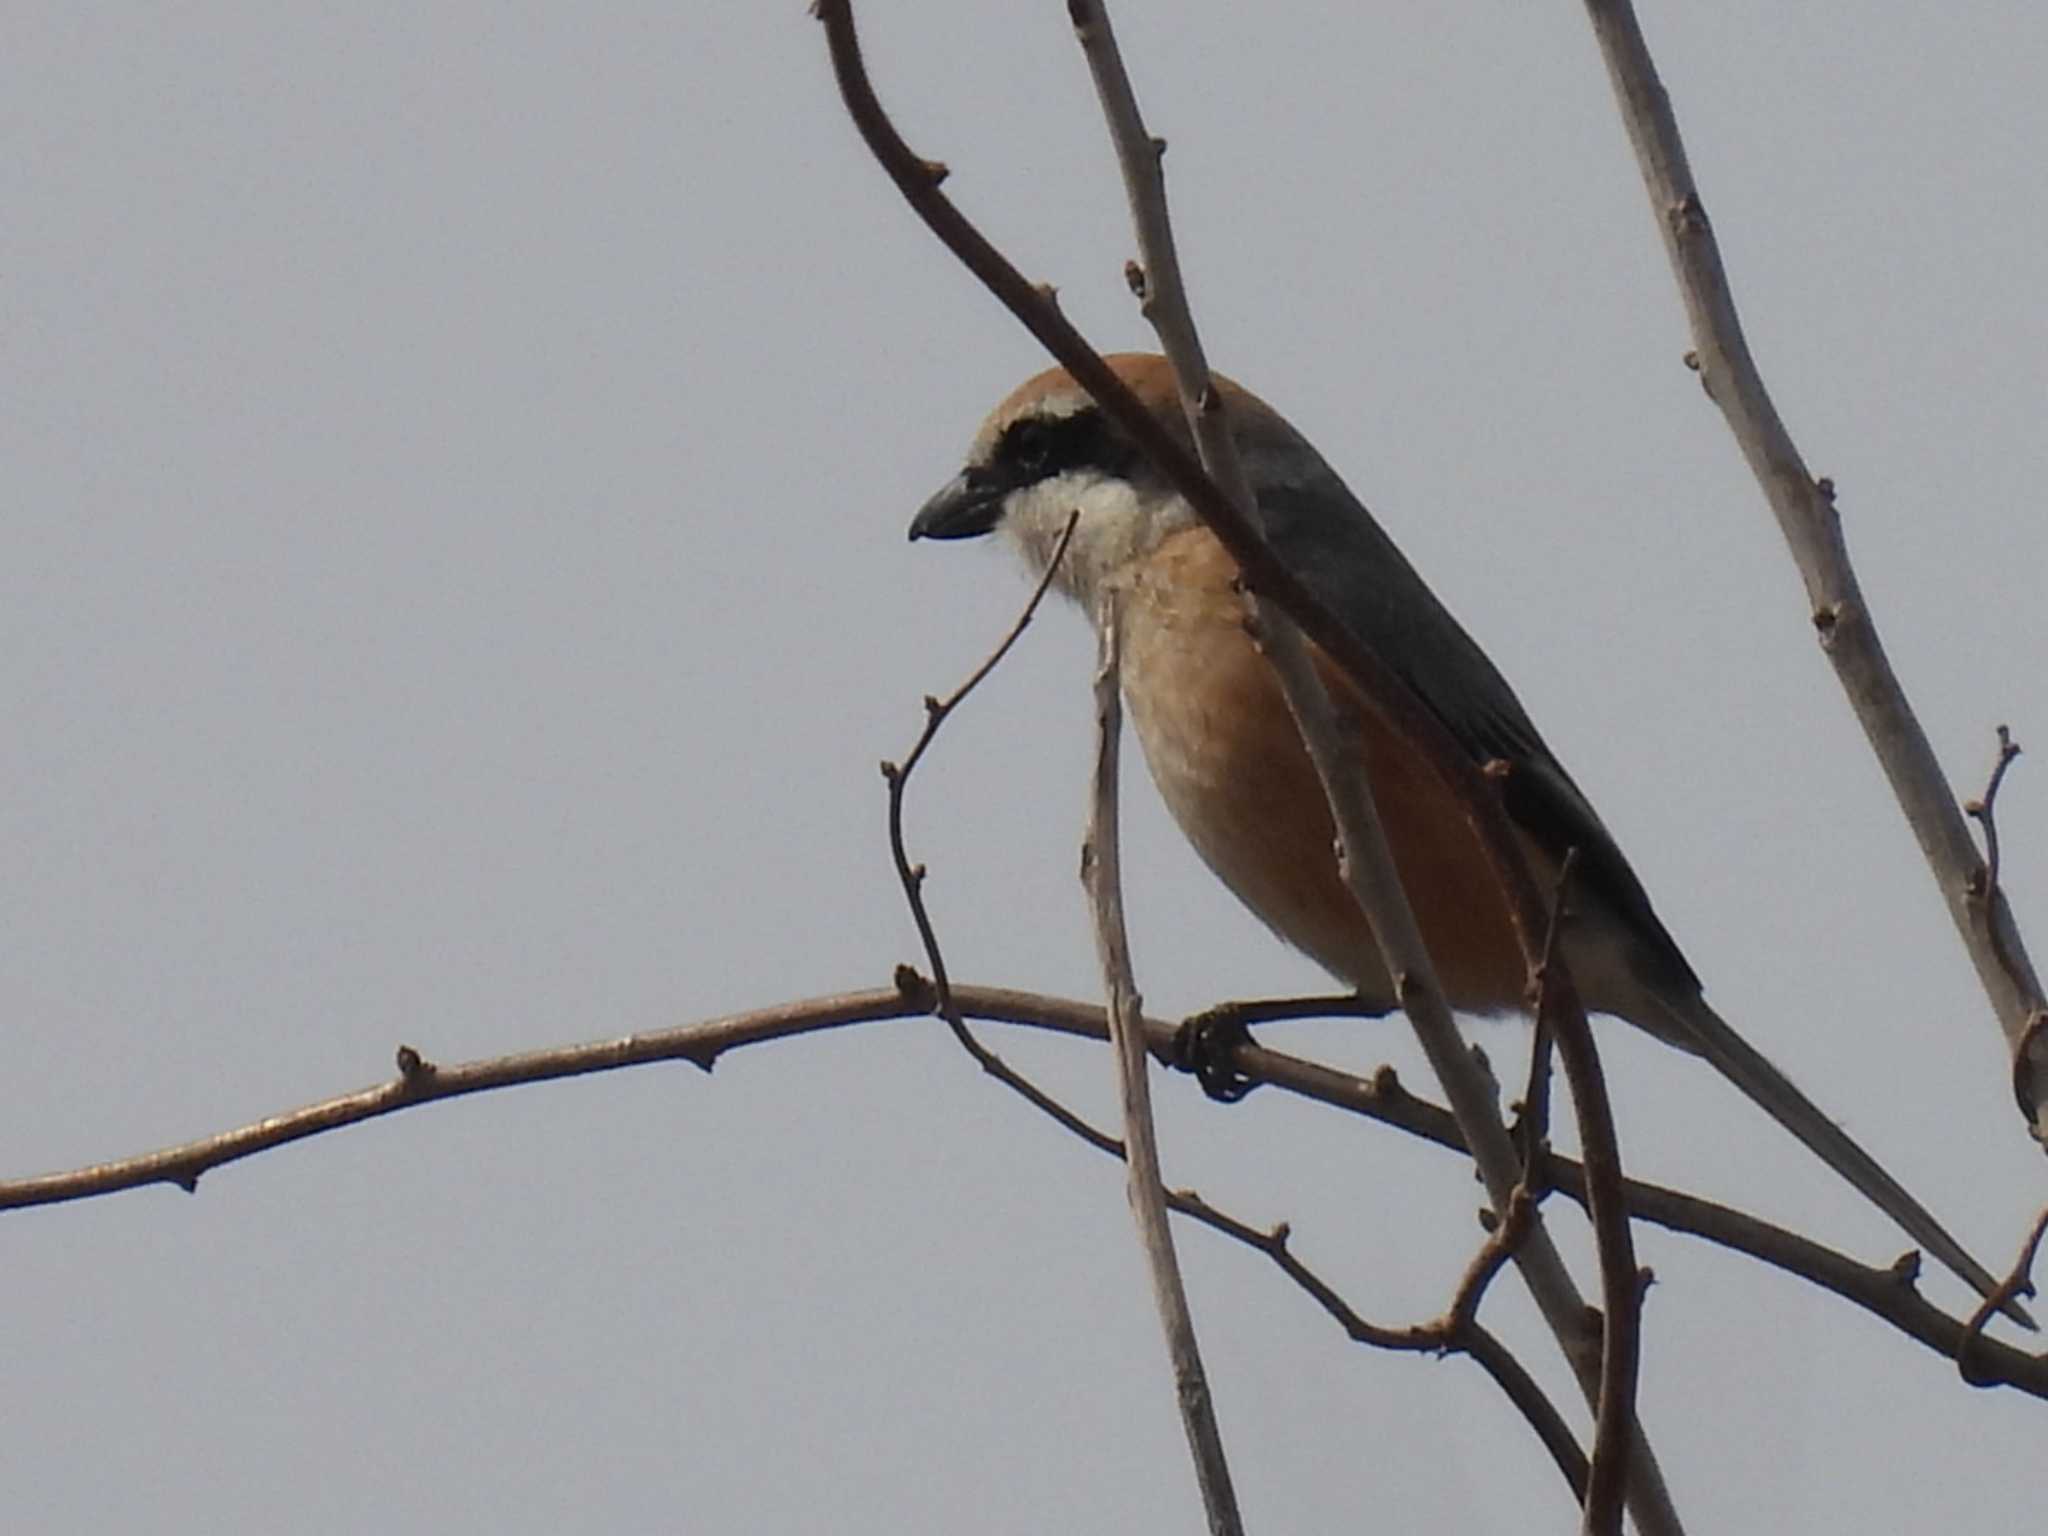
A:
910,350,2021,1323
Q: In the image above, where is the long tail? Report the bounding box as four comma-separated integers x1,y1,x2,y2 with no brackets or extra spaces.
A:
1648,991,2031,1329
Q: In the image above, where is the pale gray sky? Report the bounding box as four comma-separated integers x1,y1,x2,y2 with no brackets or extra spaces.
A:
6,4,2046,1531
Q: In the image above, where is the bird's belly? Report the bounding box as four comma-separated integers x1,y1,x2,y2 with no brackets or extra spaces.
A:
1116,536,1527,1012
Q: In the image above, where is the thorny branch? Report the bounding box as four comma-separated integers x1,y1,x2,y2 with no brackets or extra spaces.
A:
5,980,2045,1396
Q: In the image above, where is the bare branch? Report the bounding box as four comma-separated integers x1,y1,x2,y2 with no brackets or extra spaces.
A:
881,508,1078,1020
876,510,1124,1152
1958,1204,2048,1387
5,978,2045,1396
0,986,918,1209
1579,0,2048,1136
1169,1191,1589,1505
1081,595,1245,1534
1446,1186,1541,1335
1062,5,1644,1528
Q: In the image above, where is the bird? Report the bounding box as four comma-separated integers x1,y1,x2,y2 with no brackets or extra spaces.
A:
909,350,2022,1322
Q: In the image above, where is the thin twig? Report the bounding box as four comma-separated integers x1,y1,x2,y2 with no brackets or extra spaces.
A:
1958,1203,2048,1386
1965,727,2032,1006
1169,1192,1588,1503
881,509,1078,1023
1445,1186,1540,1337
1963,725,2021,902
1579,0,2048,1136
1081,594,1245,1536
879,511,1097,1137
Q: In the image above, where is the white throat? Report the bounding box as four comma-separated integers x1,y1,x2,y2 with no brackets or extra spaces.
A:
1000,471,1195,612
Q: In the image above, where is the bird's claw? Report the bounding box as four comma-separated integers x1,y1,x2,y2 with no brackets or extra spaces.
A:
1173,1005,1260,1102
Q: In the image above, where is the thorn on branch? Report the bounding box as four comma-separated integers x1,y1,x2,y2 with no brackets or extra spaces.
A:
1814,475,1837,504
892,965,937,1011
1667,190,1708,236
395,1044,437,1085
918,157,950,188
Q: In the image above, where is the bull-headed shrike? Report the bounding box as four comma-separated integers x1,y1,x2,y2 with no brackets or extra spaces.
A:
911,350,2017,1319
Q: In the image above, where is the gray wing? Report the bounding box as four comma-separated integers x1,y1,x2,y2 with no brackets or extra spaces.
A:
1248,441,1699,995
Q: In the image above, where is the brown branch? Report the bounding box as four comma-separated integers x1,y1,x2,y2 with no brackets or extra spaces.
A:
875,509,1116,1153
1446,1186,1541,1336
1180,993,1391,1031
1579,0,2048,1137
1958,1203,2048,1387
880,507,1077,1024
1168,1191,1589,1505
0,986,919,1209
6,978,2045,1396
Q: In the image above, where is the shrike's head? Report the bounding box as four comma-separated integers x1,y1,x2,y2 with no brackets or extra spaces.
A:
910,352,1315,608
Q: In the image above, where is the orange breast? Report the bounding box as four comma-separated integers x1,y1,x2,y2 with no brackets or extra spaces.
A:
1116,526,1526,1011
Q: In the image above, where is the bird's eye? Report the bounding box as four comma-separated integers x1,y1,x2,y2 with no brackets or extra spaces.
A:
1006,420,1054,474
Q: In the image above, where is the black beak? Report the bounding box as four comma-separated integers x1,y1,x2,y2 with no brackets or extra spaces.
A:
909,467,1008,541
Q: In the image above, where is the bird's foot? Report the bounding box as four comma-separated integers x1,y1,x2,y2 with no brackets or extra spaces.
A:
1172,1004,1261,1102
